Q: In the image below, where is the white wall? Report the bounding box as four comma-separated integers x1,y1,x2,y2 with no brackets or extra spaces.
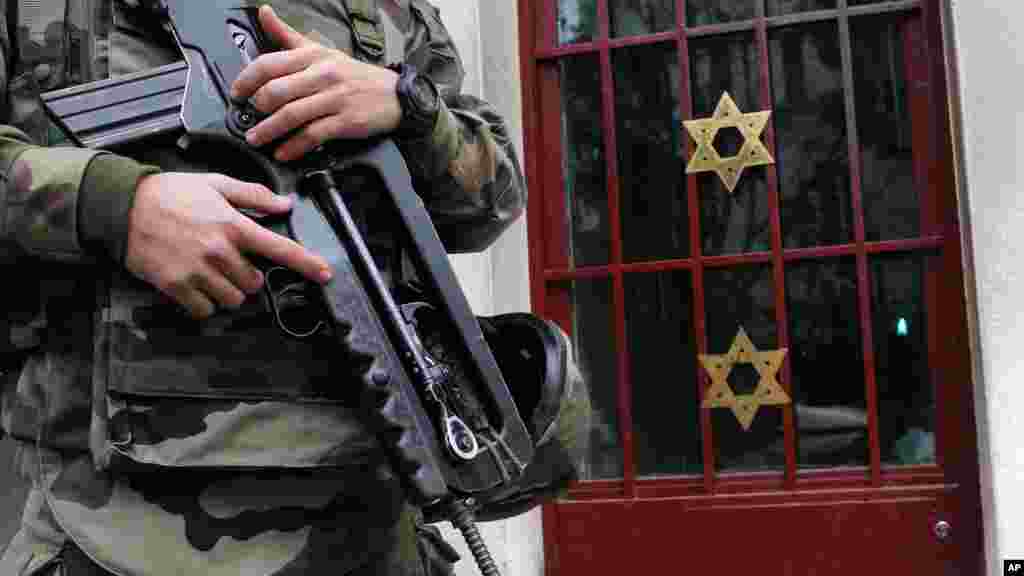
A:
435,0,494,318
431,1,541,575
948,0,1024,572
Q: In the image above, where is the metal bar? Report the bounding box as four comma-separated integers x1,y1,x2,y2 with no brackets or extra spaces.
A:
541,235,946,280
764,7,841,28
596,0,637,498
520,0,547,317
677,0,715,495
611,270,634,493
537,41,603,61
545,266,617,281
542,0,556,49
622,258,695,273
838,0,884,487
778,236,946,260
754,4,797,491
686,20,758,37
764,1,920,29
875,237,943,256
694,251,771,268
537,31,679,61
609,30,678,49
847,0,920,18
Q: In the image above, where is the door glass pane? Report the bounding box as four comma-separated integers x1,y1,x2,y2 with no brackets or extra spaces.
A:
560,56,611,267
769,22,853,250
686,0,755,27
872,253,937,466
624,270,703,478
611,0,676,38
558,0,598,45
558,279,624,480
786,258,868,469
690,33,770,256
766,0,837,16
704,265,784,472
614,43,688,263
853,14,922,242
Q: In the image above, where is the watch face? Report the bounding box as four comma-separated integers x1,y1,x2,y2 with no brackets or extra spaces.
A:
410,75,439,115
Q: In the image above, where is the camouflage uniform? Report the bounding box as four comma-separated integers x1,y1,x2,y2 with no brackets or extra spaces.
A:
0,1,554,574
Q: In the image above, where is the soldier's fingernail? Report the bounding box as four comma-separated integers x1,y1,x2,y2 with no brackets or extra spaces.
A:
319,267,333,283
246,130,262,145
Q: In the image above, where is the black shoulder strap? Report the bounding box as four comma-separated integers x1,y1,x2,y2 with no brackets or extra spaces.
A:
343,0,385,64
6,0,19,82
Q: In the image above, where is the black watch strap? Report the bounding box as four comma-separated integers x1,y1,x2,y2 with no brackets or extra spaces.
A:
389,62,440,139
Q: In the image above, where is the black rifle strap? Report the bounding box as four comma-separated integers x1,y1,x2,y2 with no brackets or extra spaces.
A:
6,0,18,88
0,298,9,377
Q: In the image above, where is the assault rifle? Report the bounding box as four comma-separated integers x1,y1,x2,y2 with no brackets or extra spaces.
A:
39,2,535,574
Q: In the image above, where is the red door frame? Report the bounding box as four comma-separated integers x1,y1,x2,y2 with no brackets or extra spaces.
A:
515,0,983,573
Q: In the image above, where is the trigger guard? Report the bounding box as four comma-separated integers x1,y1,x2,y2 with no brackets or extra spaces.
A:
263,266,326,339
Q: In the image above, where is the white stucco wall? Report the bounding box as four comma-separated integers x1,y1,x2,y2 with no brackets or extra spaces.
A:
430,1,541,575
948,0,1024,572
435,0,494,319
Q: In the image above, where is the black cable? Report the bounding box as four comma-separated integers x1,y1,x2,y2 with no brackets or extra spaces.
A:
447,499,501,576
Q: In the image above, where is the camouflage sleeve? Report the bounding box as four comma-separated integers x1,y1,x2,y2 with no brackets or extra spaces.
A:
0,1,158,377
0,0,160,268
397,0,527,253
0,125,160,265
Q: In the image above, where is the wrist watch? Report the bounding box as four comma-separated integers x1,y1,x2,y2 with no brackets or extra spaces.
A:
388,63,440,139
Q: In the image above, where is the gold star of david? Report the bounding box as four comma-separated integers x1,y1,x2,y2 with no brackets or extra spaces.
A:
698,327,790,431
682,92,775,193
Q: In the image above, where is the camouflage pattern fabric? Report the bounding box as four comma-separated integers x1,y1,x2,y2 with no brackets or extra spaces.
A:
0,0,533,574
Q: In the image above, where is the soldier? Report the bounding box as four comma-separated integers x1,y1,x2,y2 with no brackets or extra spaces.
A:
0,1,590,575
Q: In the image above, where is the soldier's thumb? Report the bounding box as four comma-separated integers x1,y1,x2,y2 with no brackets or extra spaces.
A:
259,5,312,50
211,174,292,213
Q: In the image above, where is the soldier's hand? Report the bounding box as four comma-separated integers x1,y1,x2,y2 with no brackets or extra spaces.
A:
125,172,333,319
230,5,402,162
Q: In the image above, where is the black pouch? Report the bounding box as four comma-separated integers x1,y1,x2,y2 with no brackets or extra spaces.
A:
423,313,593,523
89,272,371,473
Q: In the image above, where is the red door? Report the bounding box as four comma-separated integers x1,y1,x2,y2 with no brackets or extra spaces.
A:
516,0,983,573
